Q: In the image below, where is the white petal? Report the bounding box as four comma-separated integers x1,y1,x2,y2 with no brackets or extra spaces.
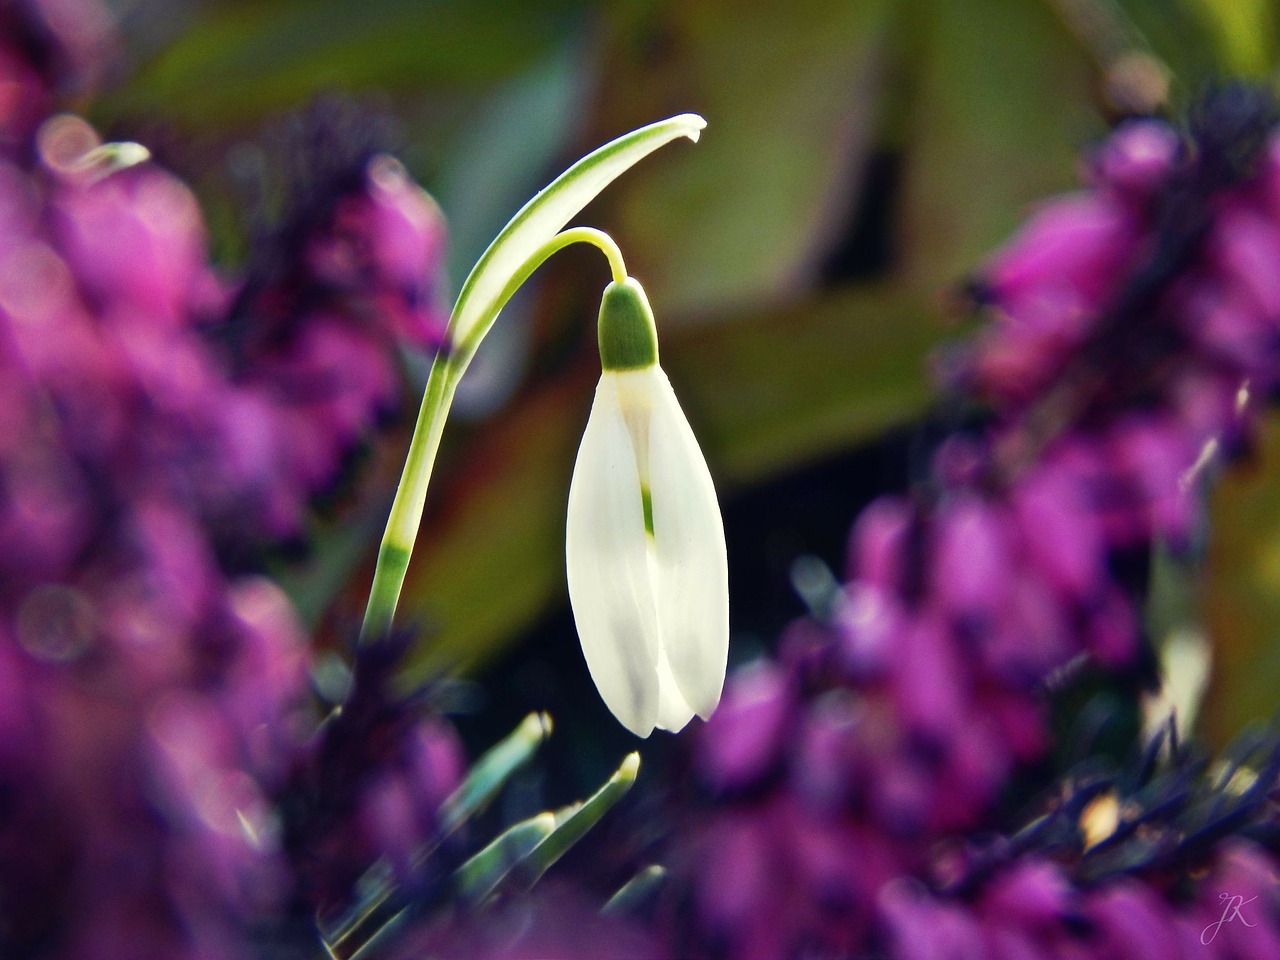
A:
450,115,706,350
652,636,698,733
565,376,662,737
646,367,729,722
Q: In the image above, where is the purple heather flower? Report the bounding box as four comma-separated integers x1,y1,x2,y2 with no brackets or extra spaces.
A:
930,492,1016,627
280,633,466,921
390,882,664,960
0,44,453,955
1189,840,1280,960
1089,119,1182,196
695,657,792,793
304,154,447,346
866,824,1280,960
1009,460,1105,603
50,139,212,325
0,0,114,158
663,91,1280,960
879,878,987,960
968,192,1139,407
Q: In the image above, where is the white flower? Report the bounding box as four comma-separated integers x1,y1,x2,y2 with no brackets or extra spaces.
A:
566,278,728,737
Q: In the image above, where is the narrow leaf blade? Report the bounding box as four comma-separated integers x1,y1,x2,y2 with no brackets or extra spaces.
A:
438,712,552,833
449,114,705,348
518,752,640,886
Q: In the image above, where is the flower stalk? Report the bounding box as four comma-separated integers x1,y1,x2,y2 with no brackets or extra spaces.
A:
360,115,705,644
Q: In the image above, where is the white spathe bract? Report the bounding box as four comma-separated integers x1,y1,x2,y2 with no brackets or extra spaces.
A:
566,366,728,737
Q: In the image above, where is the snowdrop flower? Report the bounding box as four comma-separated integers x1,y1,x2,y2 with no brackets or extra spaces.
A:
362,113,705,644
567,277,728,737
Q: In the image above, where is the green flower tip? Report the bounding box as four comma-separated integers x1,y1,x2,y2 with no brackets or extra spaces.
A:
598,277,659,371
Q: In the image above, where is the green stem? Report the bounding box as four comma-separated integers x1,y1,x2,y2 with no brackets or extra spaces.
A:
361,347,454,643
359,227,627,643
455,227,627,360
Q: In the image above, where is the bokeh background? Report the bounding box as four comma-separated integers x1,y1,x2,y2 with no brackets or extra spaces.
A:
88,0,1280,796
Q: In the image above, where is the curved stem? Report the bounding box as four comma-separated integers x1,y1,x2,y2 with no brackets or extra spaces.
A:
455,227,626,360
359,228,628,643
559,227,628,284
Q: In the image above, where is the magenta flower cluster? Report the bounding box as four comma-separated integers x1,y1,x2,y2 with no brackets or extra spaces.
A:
670,91,1280,960
7,3,1280,958
0,2,459,957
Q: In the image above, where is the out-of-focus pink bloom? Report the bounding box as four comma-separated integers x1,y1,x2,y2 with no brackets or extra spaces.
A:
52,156,210,326
976,859,1075,933
0,0,114,158
393,883,665,960
847,495,913,588
666,100,1280,960
1011,460,1106,602
966,192,1139,405
695,658,793,794
0,23,453,953
1085,880,1186,959
879,879,987,960
1090,119,1182,195
307,155,448,346
930,493,1015,625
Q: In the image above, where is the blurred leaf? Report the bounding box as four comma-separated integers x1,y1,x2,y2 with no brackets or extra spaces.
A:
1204,415,1280,748
590,0,893,319
320,711,553,956
454,812,556,904
399,283,942,676
110,0,587,125
664,284,942,483
431,43,588,293
277,493,393,630
1106,0,1223,92
1184,0,1279,76
898,0,1101,293
518,752,639,887
601,864,667,917
439,712,553,833
1141,544,1211,743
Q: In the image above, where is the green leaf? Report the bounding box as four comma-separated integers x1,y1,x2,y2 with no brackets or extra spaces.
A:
454,812,557,904
1204,415,1280,748
897,0,1101,293
438,712,552,833
601,864,667,918
518,752,640,887
109,0,588,125
591,0,894,319
1184,0,1278,76
663,284,941,483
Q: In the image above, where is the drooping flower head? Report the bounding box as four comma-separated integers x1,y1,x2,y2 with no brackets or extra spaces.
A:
567,277,729,736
